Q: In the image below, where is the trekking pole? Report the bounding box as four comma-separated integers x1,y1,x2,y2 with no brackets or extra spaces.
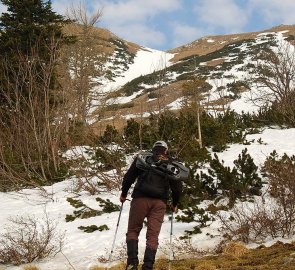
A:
107,202,124,269
168,210,174,270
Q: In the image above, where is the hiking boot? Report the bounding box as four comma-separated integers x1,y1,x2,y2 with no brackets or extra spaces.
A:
142,246,157,270
126,240,139,269
126,264,138,270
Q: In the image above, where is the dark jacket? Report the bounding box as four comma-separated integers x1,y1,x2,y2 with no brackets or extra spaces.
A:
121,155,182,207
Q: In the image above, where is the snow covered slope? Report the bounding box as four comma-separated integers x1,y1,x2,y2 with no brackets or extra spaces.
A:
89,47,174,118
1,128,295,270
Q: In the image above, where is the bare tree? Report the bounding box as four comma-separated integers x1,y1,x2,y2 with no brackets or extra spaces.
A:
182,77,212,148
0,39,69,191
60,2,104,127
250,41,295,125
212,77,230,114
151,60,169,115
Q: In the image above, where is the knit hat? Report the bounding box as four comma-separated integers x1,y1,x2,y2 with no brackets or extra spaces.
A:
152,141,168,150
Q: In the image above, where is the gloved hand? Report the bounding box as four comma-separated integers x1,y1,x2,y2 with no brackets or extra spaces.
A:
171,205,177,213
120,194,127,203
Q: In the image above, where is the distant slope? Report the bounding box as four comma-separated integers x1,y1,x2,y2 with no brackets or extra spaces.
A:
63,24,295,133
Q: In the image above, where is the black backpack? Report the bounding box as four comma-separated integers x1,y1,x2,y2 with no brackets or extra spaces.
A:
134,152,189,199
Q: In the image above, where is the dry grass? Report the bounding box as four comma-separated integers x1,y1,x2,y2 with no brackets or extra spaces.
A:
196,262,217,270
90,241,295,270
205,58,225,67
222,241,249,258
22,265,40,270
63,23,140,61
89,262,125,270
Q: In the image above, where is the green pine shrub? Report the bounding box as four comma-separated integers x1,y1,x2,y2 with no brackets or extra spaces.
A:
122,109,259,162
105,102,135,112
123,117,158,151
177,148,262,237
99,125,122,145
65,197,120,222
204,149,262,204
96,197,120,213
78,224,109,233
65,198,102,222
94,146,126,171
147,91,162,99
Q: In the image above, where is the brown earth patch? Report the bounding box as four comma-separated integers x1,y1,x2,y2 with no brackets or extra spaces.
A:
63,23,141,58
204,58,225,67
91,81,187,134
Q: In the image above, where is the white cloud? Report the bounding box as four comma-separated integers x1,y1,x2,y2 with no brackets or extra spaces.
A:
96,0,181,24
248,0,295,25
90,0,182,48
111,23,167,48
52,0,97,17
51,0,73,15
193,0,249,33
172,23,206,48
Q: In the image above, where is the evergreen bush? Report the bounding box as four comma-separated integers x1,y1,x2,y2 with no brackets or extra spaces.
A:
177,148,262,237
65,197,120,223
78,224,109,233
99,125,121,145
203,149,262,204
94,146,126,171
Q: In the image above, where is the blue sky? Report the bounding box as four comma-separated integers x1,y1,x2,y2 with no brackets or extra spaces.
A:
1,0,295,51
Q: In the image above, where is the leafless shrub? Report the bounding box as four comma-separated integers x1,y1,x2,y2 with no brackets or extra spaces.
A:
159,237,205,260
262,152,295,236
97,241,126,263
0,214,64,265
217,198,291,244
72,165,122,195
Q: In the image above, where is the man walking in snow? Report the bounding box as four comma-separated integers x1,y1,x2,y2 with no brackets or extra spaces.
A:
120,141,182,270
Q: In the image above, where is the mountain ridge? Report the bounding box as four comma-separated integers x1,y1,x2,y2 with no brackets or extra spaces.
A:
168,24,295,62
61,23,295,134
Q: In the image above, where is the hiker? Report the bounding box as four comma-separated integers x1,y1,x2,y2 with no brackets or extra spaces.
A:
120,141,183,270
